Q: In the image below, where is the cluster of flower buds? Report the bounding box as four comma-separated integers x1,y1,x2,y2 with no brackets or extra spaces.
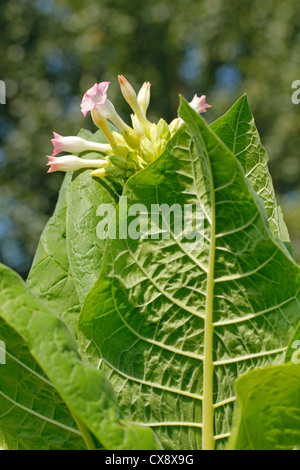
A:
47,76,210,179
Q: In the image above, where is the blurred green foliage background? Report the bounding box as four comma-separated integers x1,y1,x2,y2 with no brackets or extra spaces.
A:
1,0,300,277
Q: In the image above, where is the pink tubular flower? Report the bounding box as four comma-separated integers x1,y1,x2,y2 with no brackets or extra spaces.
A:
189,94,211,114
80,82,110,117
47,154,108,173
81,81,129,136
51,132,65,155
51,132,112,156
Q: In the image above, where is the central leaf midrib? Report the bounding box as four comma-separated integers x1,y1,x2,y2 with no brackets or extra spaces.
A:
200,135,216,451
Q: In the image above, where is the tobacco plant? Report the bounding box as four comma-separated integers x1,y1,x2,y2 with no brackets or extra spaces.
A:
0,76,299,451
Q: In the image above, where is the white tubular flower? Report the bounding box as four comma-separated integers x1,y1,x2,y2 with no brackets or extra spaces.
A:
47,154,109,173
51,133,112,155
137,82,151,115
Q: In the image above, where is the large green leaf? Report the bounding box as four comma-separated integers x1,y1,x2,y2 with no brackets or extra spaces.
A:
210,95,293,257
27,173,80,334
210,94,280,237
0,263,161,450
27,173,80,335
228,362,300,450
79,98,300,450
0,319,85,450
67,129,123,304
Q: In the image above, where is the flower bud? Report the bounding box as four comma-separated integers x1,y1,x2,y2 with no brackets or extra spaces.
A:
149,123,160,141
90,168,107,178
157,119,170,141
109,155,136,171
118,75,145,122
137,82,151,115
169,118,182,135
114,142,130,159
112,131,126,144
105,167,130,179
140,138,156,163
155,139,167,158
123,128,140,149
92,166,133,179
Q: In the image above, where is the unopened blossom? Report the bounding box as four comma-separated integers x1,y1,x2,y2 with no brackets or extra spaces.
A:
137,82,151,115
169,118,182,136
47,154,109,173
51,133,112,156
189,94,211,114
140,138,156,163
90,168,107,178
123,128,140,149
118,75,146,122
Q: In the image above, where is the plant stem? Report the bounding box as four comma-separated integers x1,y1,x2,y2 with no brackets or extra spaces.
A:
70,409,97,450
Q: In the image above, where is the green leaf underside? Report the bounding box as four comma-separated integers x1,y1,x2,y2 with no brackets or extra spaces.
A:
27,173,80,336
0,318,85,450
210,95,280,237
210,97,292,258
79,98,300,450
0,264,161,450
67,128,123,305
228,363,300,450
